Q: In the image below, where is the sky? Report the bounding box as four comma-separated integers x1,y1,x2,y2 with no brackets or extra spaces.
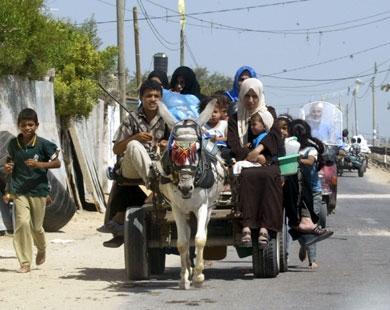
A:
48,0,390,139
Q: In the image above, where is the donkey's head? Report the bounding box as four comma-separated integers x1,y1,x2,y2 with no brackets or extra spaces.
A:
159,99,217,199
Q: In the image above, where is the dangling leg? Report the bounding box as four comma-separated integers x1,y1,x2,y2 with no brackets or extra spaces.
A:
172,208,191,290
192,203,210,288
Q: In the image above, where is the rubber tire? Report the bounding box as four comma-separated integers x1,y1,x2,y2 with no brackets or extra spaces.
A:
328,185,337,214
318,201,327,228
358,164,364,177
43,172,77,232
278,216,288,272
148,248,166,275
124,206,149,280
252,234,279,278
337,159,344,176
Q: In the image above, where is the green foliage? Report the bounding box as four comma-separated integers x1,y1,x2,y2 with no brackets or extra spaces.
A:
55,77,99,120
0,1,117,122
50,21,117,121
0,0,56,79
194,67,233,96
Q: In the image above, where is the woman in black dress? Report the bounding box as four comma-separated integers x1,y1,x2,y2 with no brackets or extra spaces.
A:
227,78,284,247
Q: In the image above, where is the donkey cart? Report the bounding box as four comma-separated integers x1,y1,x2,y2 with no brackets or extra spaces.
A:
123,153,298,282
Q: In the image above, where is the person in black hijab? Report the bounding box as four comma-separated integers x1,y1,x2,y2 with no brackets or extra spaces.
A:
147,70,169,89
170,66,202,99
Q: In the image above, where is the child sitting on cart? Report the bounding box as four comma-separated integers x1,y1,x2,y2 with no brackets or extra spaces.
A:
232,111,273,175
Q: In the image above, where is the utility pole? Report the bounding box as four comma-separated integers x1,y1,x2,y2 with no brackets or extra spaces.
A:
352,79,363,136
346,102,349,132
353,91,357,135
178,0,186,66
133,6,141,88
117,0,126,121
180,28,185,66
371,62,377,146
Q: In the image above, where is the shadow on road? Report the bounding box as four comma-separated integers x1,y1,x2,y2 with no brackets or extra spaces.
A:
58,264,260,294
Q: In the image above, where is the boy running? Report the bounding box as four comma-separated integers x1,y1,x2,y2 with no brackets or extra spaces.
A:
4,108,61,273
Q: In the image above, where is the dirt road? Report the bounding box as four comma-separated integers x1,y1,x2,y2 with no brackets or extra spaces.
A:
0,209,180,310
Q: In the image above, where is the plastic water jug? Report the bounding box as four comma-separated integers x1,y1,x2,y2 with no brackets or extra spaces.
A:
285,136,300,155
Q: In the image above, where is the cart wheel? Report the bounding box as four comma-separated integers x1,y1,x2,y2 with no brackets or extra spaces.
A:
278,216,288,272
318,201,327,228
252,232,279,278
149,248,166,275
124,206,149,280
358,163,364,177
327,185,337,214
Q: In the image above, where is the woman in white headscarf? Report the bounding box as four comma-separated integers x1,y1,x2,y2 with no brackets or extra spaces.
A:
226,78,285,247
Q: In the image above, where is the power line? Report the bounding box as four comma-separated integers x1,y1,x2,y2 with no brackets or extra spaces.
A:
266,41,390,75
144,0,390,36
92,1,390,37
262,68,390,82
264,59,390,89
184,38,200,68
144,0,317,19
136,0,179,51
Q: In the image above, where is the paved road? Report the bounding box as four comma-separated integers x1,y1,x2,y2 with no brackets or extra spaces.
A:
118,168,390,310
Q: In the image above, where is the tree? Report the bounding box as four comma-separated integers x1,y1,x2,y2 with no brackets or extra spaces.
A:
50,21,117,122
0,0,56,79
0,1,117,122
194,67,232,96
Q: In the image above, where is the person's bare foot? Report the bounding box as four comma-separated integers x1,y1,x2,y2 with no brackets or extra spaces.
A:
17,264,30,273
297,217,316,232
258,227,269,249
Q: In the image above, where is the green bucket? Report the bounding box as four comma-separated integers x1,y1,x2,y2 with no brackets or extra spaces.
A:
278,153,300,176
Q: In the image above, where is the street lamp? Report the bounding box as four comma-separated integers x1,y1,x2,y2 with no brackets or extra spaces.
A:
352,79,364,135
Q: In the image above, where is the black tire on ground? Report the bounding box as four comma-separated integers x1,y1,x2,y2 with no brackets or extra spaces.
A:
278,217,288,272
124,206,149,280
148,248,166,275
358,163,364,177
318,201,327,228
43,172,77,232
252,234,279,278
328,185,337,214
337,159,344,176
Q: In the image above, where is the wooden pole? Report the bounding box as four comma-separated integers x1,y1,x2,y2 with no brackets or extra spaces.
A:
117,0,126,121
133,7,141,88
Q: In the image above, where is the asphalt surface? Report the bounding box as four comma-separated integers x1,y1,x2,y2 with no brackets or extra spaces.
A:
118,167,390,310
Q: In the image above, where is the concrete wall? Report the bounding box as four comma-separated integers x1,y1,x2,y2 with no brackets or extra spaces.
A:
0,75,66,185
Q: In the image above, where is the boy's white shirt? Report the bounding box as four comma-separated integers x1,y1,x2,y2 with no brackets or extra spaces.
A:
203,120,228,138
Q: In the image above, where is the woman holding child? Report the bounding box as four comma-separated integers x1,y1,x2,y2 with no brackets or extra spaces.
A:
227,78,284,247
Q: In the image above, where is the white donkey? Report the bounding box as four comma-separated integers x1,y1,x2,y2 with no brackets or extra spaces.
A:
157,100,226,289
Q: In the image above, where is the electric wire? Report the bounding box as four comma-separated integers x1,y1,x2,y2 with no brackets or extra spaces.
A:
144,0,390,36
136,0,179,51
184,38,200,68
266,41,390,76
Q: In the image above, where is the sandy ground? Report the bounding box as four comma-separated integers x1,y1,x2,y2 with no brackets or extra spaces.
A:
0,209,180,310
0,164,389,310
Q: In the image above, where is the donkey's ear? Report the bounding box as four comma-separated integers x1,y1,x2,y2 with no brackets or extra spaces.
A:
158,101,177,129
197,98,217,127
